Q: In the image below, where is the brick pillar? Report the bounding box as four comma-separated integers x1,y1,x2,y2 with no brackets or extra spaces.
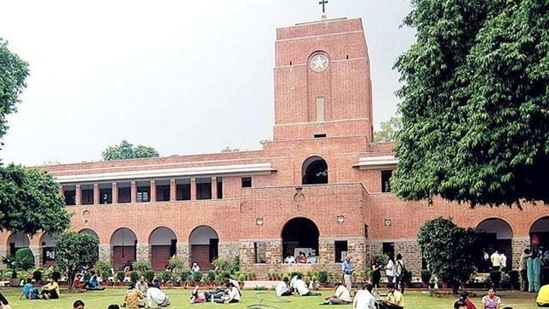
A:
112,182,118,204
150,180,156,203
177,242,190,266
99,244,112,263
136,243,150,262
93,183,100,205
190,178,196,200
131,181,137,203
30,245,40,268
170,179,176,202
211,177,217,200
319,238,335,267
513,237,530,271
266,239,283,265
239,241,255,269
75,184,82,205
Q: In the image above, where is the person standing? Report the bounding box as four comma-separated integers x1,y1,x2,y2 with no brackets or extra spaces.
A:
499,252,507,272
342,255,354,291
385,253,396,284
528,250,543,293
395,253,406,294
519,248,532,291
490,250,501,271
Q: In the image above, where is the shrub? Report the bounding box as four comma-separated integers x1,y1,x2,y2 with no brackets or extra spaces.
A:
51,270,61,282
317,269,328,283
15,248,35,270
420,269,432,283
32,269,43,282
95,260,113,281
130,270,140,283
132,260,151,272
161,271,173,283
191,271,202,282
116,271,125,283
168,255,183,271
207,270,216,282
144,270,155,283
238,273,246,282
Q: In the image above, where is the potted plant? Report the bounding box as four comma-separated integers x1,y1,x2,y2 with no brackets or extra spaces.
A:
207,270,216,287
317,269,328,288
161,271,173,287
191,271,202,286
130,270,140,283
420,269,432,288
116,271,126,286
179,269,190,287
238,273,246,285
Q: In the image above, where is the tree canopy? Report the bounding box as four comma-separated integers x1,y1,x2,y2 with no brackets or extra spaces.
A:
0,164,71,235
374,116,402,142
417,217,481,294
0,39,29,140
53,232,99,289
101,140,159,161
393,0,549,207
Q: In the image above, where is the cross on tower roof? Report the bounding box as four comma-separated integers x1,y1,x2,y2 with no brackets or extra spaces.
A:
319,0,328,19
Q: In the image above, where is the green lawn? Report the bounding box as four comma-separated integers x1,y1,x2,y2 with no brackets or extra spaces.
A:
1,287,538,308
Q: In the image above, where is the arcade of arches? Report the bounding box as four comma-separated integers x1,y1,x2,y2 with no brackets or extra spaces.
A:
4,216,549,273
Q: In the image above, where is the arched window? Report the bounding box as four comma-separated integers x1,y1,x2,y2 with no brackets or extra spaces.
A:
302,156,328,184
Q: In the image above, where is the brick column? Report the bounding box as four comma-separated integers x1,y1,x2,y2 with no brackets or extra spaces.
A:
150,180,156,203
170,179,176,201
99,244,112,263
30,245,40,268
131,181,137,203
136,243,150,262
190,178,196,200
75,184,82,205
93,183,100,205
177,243,190,266
212,177,217,200
112,182,118,204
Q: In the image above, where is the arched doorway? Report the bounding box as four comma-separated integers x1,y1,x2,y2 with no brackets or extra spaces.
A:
111,228,137,270
302,156,328,184
7,231,30,257
281,217,320,263
476,218,513,271
150,227,177,271
40,233,55,267
189,226,218,271
79,229,100,263
530,216,549,249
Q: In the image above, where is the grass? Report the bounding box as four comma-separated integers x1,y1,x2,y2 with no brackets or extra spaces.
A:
0,287,538,308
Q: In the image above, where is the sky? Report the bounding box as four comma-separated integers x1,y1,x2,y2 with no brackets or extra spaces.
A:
0,0,415,166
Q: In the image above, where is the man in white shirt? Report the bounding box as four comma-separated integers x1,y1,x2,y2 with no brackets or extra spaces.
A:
222,282,240,304
284,255,296,264
499,252,507,271
490,250,501,271
146,287,170,308
290,274,299,293
323,281,352,304
353,283,376,309
295,275,321,296
275,277,292,296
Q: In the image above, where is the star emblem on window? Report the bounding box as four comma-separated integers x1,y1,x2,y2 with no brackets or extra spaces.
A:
309,54,329,72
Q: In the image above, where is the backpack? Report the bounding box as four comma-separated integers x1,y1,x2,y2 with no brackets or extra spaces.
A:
398,261,408,281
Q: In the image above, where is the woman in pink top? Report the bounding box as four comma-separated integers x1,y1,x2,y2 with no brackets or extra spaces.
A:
189,286,206,304
481,287,501,309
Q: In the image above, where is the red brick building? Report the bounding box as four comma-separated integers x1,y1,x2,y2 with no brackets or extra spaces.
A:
2,16,548,277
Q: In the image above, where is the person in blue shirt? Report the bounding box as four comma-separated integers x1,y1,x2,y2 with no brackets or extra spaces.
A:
85,274,105,290
342,255,355,291
20,278,39,300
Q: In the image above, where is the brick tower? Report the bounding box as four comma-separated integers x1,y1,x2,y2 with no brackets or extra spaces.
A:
273,18,374,143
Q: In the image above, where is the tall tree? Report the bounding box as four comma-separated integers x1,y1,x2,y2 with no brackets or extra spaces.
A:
53,232,99,289
102,140,159,161
393,0,549,207
374,116,402,142
0,39,29,140
417,217,481,294
0,164,71,235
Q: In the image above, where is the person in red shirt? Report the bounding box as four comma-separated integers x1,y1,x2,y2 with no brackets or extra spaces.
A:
459,291,477,309
72,274,84,289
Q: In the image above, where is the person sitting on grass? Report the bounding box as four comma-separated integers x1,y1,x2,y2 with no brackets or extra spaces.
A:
72,274,84,289
275,277,292,296
40,277,60,299
322,281,352,305
20,278,39,300
85,274,105,290
216,282,240,304
123,282,144,309
295,274,322,296
146,286,170,308
190,285,207,304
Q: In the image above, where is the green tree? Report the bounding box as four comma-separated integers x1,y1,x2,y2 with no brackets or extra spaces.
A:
0,39,29,140
417,217,481,294
374,116,402,142
53,232,99,289
101,140,159,161
393,0,549,207
0,164,71,235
